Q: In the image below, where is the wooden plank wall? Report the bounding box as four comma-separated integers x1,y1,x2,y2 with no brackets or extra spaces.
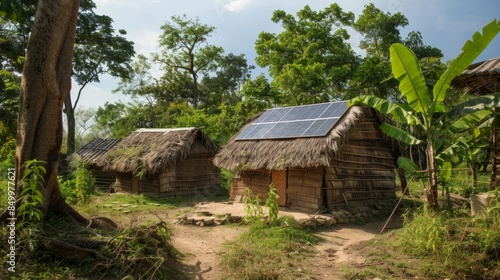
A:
230,169,270,200
287,167,323,213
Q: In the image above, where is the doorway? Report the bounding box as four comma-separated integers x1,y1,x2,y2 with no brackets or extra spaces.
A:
271,169,287,206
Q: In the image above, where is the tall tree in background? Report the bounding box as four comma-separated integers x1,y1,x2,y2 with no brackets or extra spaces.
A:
403,31,443,60
354,3,408,59
255,4,358,105
153,15,223,109
65,2,135,155
349,3,409,99
201,53,253,109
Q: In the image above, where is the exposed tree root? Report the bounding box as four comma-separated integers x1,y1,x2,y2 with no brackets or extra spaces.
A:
40,237,111,261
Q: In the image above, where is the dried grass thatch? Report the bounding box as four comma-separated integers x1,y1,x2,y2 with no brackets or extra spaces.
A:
451,57,500,95
214,104,398,171
96,128,219,175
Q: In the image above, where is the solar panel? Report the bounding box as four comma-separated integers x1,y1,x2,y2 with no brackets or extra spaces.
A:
235,101,348,140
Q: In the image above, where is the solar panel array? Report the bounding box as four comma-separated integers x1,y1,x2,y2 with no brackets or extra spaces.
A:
235,101,348,140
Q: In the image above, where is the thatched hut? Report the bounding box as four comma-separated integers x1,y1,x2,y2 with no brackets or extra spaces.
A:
75,138,122,191
96,128,221,197
213,101,404,213
451,57,500,189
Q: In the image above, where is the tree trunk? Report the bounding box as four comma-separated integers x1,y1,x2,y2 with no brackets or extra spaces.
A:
0,0,87,225
426,142,439,210
65,94,76,156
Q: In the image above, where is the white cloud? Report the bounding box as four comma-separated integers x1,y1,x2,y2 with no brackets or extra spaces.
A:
223,0,251,12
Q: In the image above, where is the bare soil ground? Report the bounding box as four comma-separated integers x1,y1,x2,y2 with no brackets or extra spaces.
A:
163,202,403,280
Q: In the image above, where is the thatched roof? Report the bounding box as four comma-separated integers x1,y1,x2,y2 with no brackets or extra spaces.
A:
75,138,122,164
96,128,219,175
451,57,500,95
214,104,395,171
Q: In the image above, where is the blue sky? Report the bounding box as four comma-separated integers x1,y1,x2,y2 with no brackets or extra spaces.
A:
75,0,500,109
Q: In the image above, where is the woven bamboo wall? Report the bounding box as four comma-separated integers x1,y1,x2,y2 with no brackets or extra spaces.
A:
161,153,220,196
325,112,396,207
113,153,220,197
113,174,133,193
91,168,117,192
230,169,270,200
287,167,323,212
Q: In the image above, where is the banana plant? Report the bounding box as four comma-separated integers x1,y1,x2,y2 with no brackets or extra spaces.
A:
440,127,491,194
350,19,500,209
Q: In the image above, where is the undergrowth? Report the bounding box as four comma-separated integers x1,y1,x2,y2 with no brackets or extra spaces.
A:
397,193,500,279
2,213,187,280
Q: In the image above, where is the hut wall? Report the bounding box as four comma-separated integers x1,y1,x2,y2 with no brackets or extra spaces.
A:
113,173,133,193
159,153,220,197
287,167,323,213
230,169,270,201
325,112,397,208
90,167,117,192
139,176,160,195
112,173,160,195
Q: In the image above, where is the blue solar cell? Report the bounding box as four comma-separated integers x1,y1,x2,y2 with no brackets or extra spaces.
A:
237,123,275,139
265,121,315,138
235,124,257,139
259,107,291,123
301,103,330,119
280,106,310,121
319,102,347,119
252,110,274,124
303,118,340,136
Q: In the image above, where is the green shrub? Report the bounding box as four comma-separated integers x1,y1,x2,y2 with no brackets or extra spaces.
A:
59,157,95,205
220,168,234,191
398,204,500,279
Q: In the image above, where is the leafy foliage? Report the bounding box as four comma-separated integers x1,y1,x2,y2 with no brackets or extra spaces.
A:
398,204,500,279
255,4,358,104
17,159,45,229
243,188,264,223
59,157,96,205
265,184,280,226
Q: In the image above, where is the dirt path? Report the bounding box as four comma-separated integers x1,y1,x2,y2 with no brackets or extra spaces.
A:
166,202,401,279
306,221,385,279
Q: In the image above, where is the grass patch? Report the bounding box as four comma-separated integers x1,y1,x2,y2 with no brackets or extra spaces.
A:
74,193,226,220
340,198,500,280
219,216,318,279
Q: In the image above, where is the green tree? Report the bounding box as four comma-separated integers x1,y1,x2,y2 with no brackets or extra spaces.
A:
65,4,135,155
404,31,443,60
350,19,500,208
240,74,281,109
350,4,443,99
354,3,408,59
153,15,223,109
200,53,254,110
255,4,358,105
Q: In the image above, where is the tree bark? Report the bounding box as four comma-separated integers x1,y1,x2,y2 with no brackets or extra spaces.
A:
65,94,76,156
0,0,87,225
